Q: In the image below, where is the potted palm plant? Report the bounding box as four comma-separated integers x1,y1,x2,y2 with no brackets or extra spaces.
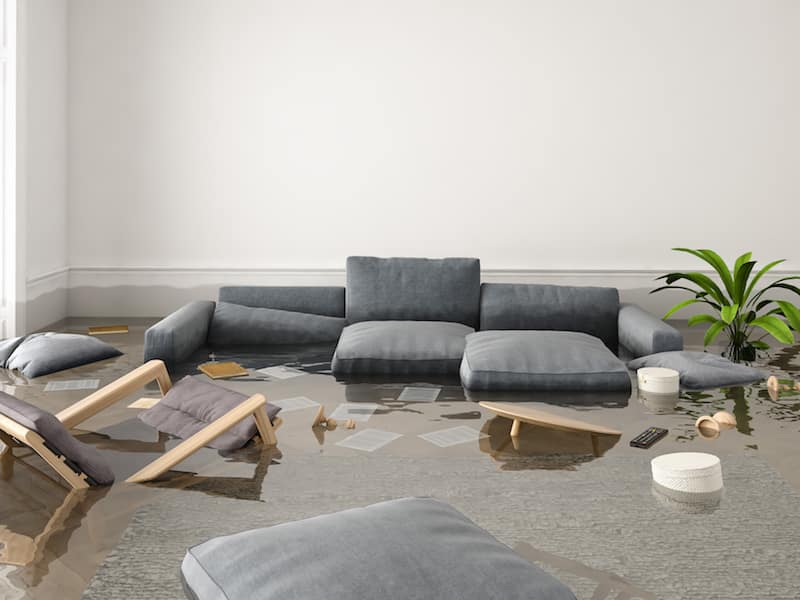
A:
652,249,800,362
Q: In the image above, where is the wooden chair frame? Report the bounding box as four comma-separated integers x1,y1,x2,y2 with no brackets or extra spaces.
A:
0,360,279,489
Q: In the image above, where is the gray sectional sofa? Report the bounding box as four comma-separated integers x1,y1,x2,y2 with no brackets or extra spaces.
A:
144,256,683,393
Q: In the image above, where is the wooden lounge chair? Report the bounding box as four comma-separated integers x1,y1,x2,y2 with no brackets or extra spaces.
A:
0,360,279,489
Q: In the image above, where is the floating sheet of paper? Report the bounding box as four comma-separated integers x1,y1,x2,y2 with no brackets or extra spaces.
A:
329,402,379,422
128,397,161,409
397,386,441,403
44,379,100,392
256,366,306,379
271,396,320,413
336,429,403,452
418,426,488,448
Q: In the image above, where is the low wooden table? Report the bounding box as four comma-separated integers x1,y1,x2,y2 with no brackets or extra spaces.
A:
479,401,622,456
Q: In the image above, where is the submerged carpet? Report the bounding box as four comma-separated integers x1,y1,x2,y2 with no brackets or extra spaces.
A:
83,454,800,600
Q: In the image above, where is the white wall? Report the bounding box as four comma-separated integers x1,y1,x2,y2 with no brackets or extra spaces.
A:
19,0,69,331
64,0,800,316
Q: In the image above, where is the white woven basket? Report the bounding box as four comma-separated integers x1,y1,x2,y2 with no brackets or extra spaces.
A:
651,452,723,494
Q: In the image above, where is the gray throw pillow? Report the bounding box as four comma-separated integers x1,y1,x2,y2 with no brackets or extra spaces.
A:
181,497,576,600
139,376,281,451
1,333,122,378
0,391,115,485
628,351,766,390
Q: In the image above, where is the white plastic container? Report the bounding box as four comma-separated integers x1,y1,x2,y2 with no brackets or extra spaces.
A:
651,452,723,494
637,367,680,394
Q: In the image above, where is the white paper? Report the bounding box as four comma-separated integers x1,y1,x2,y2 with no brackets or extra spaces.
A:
329,402,379,422
256,366,306,379
397,386,441,403
44,379,100,392
271,396,320,413
418,426,488,448
336,429,403,452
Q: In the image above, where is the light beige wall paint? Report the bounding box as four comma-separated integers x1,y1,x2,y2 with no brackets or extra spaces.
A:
67,0,800,274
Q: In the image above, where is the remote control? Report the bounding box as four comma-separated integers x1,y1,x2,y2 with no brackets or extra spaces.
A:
630,427,668,449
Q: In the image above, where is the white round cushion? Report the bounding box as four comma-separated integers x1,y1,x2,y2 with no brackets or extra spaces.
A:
651,452,723,493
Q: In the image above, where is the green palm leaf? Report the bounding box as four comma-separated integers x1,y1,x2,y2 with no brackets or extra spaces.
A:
663,298,702,320
732,261,755,304
703,320,727,347
733,252,752,275
656,272,727,305
720,304,739,324
688,314,718,327
749,315,794,345
744,259,786,303
673,248,735,298
775,301,800,331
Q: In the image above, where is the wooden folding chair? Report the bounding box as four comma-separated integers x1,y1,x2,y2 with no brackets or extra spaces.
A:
0,360,279,489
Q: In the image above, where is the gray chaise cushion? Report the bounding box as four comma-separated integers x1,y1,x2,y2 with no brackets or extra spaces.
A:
181,497,576,600
139,376,281,451
1,333,122,378
331,321,474,377
628,351,766,390
0,391,115,485
480,283,620,352
207,302,345,346
346,256,481,327
144,300,216,363
219,286,345,318
618,303,683,358
460,330,632,392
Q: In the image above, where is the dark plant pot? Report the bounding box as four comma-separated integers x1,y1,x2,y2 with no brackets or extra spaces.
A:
725,341,757,363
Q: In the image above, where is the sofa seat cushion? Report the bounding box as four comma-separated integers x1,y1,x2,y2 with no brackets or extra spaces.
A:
1,332,123,378
207,302,346,346
331,321,474,377
0,391,115,485
460,331,631,392
138,376,281,451
181,497,576,600
627,351,766,390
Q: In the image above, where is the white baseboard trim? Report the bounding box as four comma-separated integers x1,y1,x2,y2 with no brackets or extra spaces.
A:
21,265,796,320
25,267,69,331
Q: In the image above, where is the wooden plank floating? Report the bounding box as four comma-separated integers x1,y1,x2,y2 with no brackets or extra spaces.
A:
87,325,129,335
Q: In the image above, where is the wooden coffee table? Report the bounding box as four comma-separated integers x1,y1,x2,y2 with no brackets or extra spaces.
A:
479,401,622,456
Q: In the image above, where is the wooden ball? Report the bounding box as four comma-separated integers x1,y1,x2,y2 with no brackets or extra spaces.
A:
695,415,720,439
712,411,737,428
766,375,780,390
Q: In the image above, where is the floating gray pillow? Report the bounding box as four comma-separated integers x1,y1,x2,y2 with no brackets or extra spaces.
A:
1,333,123,378
0,391,115,485
181,497,576,600
628,351,766,390
139,376,281,451
208,302,345,346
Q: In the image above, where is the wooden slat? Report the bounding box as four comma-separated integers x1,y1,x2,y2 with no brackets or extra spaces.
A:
480,401,622,436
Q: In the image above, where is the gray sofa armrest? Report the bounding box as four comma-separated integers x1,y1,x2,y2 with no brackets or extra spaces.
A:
144,301,216,364
618,302,683,359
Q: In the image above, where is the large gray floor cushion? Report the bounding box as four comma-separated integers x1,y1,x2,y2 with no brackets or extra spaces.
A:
628,351,766,390
139,376,281,451
480,283,620,352
207,302,345,346
181,497,576,600
0,332,122,378
331,321,473,377
346,256,481,327
0,391,115,485
461,331,632,392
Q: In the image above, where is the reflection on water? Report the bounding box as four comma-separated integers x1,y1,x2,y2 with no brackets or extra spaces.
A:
651,482,722,514
478,416,620,471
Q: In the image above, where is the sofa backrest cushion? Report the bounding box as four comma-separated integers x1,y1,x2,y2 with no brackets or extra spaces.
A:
346,256,481,327
218,286,345,318
479,283,620,352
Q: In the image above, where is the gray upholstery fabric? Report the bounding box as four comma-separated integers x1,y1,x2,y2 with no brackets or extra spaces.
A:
207,302,346,346
218,286,345,318
479,283,620,352
138,377,281,451
346,256,481,327
181,497,576,600
1,333,122,378
332,321,474,377
618,303,683,358
0,336,25,364
144,301,216,364
0,391,114,485
460,330,631,392
628,351,766,390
